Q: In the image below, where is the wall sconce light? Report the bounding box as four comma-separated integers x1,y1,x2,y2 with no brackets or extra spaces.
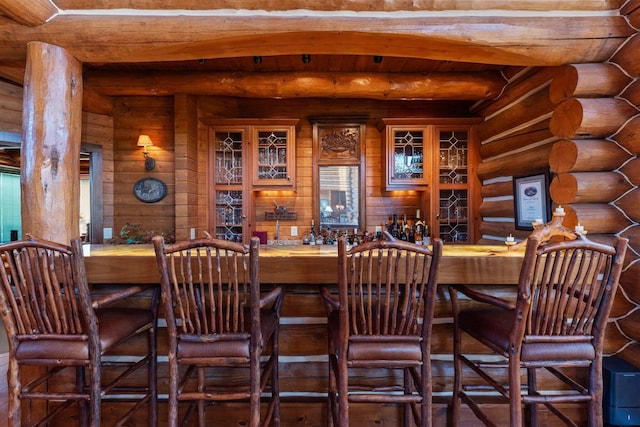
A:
137,134,156,171
373,56,383,64
253,56,262,64
301,54,311,64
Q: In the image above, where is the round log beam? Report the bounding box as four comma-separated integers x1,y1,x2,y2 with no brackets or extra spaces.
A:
549,139,631,173
614,116,640,155
549,98,638,139
563,203,631,234
550,172,631,204
620,158,640,185
85,70,505,101
549,63,632,103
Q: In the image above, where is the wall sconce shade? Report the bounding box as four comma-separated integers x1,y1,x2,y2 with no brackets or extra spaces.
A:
373,56,383,63
301,54,311,64
137,134,156,171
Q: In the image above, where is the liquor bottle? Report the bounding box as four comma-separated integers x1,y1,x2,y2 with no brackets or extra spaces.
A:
408,222,415,243
391,214,399,238
414,219,423,245
309,219,316,245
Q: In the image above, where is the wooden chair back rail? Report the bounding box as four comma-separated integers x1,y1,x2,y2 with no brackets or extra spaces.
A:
322,232,443,427
153,235,282,427
166,246,251,335
525,247,615,337
0,244,87,337
347,247,433,336
450,220,628,427
0,235,158,427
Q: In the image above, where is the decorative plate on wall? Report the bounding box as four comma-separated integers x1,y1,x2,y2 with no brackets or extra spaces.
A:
133,177,167,203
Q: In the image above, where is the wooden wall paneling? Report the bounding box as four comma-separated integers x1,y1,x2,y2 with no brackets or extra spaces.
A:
0,80,23,133
173,94,199,241
112,96,175,239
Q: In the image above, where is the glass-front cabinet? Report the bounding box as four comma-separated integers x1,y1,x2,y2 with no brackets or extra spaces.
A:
209,119,298,243
381,123,431,189
380,119,478,244
253,123,297,187
211,128,246,242
435,128,472,243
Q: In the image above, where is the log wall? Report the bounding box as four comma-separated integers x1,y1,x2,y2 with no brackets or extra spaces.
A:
473,13,640,364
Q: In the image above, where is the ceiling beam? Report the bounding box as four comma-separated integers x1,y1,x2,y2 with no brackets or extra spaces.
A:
53,0,625,11
0,13,632,66
0,0,57,26
85,70,506,100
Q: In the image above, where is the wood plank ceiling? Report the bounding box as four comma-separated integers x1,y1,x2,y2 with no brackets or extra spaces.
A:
0,0,632,170
0,0,632,106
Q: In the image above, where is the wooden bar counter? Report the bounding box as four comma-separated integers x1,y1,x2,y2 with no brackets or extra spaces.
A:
83,243,524,285
82,243,527,426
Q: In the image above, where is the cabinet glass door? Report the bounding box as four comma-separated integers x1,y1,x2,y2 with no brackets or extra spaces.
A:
213,131,244,242
253,124,296,187
437,130,470,243
388,129,427,187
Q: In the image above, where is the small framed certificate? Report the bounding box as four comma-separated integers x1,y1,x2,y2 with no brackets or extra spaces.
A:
513,172,550,230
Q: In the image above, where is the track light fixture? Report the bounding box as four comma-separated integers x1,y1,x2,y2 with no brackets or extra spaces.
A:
301,54,311,64
374,56,383,64
253,56,262,64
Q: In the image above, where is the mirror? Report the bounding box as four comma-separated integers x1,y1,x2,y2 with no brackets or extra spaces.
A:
312,117,367,235
319,166,360,231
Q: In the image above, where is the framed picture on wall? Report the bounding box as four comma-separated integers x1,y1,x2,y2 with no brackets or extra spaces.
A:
513,171,551,230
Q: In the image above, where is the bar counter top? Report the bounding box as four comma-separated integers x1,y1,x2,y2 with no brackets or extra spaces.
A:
83,243,525,286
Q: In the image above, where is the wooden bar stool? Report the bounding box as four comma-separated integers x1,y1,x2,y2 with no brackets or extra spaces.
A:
153,235,283,427
0,234,158,426
321,232,443,427
449,219,628,426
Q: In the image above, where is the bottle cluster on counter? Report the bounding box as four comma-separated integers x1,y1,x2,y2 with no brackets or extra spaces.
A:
303,210,430,246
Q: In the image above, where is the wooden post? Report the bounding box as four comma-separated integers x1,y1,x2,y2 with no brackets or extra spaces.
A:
21,41,82,243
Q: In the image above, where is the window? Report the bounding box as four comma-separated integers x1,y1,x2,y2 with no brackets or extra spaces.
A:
0,170,21,242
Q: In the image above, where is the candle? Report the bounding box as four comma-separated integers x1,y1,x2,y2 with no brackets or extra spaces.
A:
506,234,515,243
535,218,543,224
575,224,584,233
555,205,565,214
416,209,421,220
